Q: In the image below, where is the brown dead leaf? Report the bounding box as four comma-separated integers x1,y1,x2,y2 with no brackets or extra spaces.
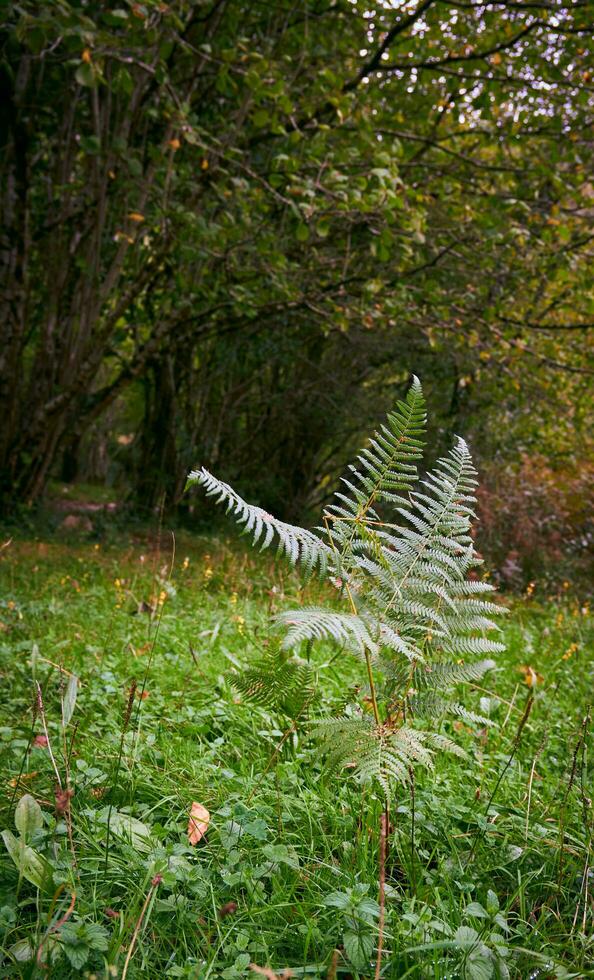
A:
9,771,38,787
188,802,210,845
518,664,543,688
32,734,49,748
249,966,293,979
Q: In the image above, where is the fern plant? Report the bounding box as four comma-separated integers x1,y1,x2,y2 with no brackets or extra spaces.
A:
187,377,505,804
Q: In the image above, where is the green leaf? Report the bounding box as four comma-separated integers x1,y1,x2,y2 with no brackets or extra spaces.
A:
75,62,97,88
253,108,270,128
1,830,54,892
62,941,90,971
295,222,309,242
465,901,488,919
62,674,78,728
262,843,300,869
455,925,480,949
15,794,43,839
324,891,351,911
357,896,381,920
486,889,500,915
465,949,495,980
343,930,374,971
107,811,153,852
7,939,34,963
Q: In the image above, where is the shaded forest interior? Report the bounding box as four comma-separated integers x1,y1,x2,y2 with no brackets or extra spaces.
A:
1,0,593,585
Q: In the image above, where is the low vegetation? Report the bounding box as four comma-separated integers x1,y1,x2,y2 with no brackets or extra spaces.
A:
0,529,592,978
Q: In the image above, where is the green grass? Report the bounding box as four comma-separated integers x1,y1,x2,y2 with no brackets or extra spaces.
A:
0,531,592,978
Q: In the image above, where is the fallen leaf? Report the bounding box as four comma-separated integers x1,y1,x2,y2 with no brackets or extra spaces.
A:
168,138,181,150
9,772,38,787
188,802,210,845
128,212,145,223
82,48,92,63
249,966,293,979
219,900,238,919
518,665,543,688
32,735,48,748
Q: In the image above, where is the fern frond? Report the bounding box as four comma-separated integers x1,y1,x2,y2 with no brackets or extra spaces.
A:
416,658,496,688
311,717,437,802
423,732,468,759
186,468,332,575
324,376,426,558
408,692,492,727
276,608,378,657
232,648,317,718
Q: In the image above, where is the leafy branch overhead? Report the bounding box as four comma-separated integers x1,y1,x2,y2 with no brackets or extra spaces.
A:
189,376,506,801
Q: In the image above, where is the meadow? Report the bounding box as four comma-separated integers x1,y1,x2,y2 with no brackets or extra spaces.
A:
0,530,592,979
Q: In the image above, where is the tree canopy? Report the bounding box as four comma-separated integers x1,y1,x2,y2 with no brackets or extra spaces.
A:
1,0,593,530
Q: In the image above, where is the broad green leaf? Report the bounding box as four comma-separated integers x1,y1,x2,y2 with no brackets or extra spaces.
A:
253,108,269,128
486,889,500,915
465,901,488,919
343,930,374,972
323,891,351,910
8,939,34,963
262,843,300,869
465,949,495,980
455,925,480,949
107,811,153,852
14,794,43,839
75,62,96,87
1,830,54,892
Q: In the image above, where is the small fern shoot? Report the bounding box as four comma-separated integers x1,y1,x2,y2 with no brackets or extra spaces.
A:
188,376,505,803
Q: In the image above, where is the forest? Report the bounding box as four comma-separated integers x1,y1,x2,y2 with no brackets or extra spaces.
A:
1,1,593,977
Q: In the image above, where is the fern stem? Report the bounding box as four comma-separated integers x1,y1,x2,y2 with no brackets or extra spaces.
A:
364,649,381,726
324,513,381,725
374,808,388,980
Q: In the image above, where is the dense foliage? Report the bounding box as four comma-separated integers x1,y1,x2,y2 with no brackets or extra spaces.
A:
0,536,593,976
1,0,593,578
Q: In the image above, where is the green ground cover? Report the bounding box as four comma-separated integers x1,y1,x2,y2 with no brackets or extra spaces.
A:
0,533,592,978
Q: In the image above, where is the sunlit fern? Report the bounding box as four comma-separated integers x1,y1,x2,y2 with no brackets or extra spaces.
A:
188,376,506,801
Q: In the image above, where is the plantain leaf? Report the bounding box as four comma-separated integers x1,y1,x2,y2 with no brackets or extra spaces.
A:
2,830,54,892
14,794,43,839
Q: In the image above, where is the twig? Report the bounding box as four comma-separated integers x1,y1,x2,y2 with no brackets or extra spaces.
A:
326,949,339,980
409,766,416,894
374,809,388,980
